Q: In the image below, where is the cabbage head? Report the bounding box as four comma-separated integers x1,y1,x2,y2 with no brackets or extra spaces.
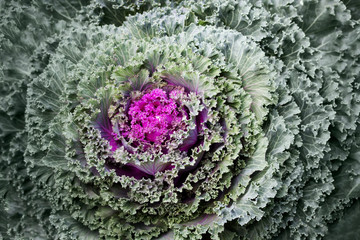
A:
0,0,359,239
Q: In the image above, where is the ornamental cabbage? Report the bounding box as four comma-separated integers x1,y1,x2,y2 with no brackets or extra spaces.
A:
0,0,359,239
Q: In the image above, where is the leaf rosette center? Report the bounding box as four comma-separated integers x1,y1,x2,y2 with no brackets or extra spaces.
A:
111,87,192,153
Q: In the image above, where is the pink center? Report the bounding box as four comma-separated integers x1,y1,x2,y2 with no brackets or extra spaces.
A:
123,88,184,145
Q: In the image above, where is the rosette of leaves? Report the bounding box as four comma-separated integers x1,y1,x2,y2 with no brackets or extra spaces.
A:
25,12,275,238
0,0,359,240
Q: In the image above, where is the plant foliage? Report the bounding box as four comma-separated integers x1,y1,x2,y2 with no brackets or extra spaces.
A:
0,0,359,239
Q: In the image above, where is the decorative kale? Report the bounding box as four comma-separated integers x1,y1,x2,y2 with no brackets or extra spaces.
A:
0,0,359,239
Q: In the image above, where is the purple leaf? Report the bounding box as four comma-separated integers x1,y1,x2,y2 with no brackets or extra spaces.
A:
94,100,118,151
179,127,198,151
